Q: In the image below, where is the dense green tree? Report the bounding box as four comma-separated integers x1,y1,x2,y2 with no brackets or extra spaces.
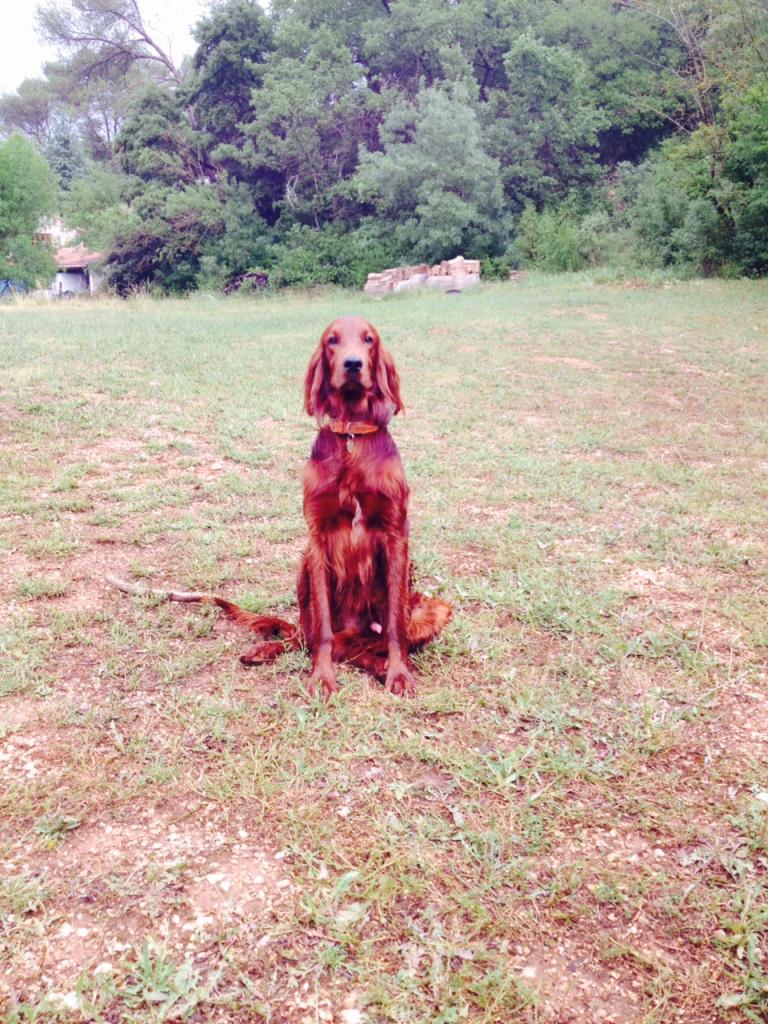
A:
362,0,462,94
115,85,205,188
187,0,274,151
357,83,506,260
196,181,273,288
44,123,87,190
5,0,764,288
184,0,278,207
536,0,686,163
62,165,132,251
242,22,384,226
105,182,224,294
0,134,57,285
484,32,604,210
0,78,57,146
615,0,768,127
725,82,768,273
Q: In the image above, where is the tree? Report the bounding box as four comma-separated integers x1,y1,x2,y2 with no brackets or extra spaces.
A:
115,84,205,188
619,76,768,276
36,0,185,85
196,181,273,289
0,134,57,285
0,78,57,146
483,32,604,211
614,0,768,131
7,0,762,288
362,0,462,95
62,165,132,251
357,83,507,261
725,81,768,273
104,182,225,294
44,123,87,190
0,58,151,166
535,0,687,164
187,0,274,151
242,22,384,226
43,55,152,162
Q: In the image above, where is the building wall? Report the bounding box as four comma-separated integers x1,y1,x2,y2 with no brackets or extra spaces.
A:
55,271,88,295
37,218,79,248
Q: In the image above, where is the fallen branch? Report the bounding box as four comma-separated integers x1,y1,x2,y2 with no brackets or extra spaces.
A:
105,575,215,603
104,575,301,656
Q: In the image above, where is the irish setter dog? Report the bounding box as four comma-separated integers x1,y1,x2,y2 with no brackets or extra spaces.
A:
108,317,450,700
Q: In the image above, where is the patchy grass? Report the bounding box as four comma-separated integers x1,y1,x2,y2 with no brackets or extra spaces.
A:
0,276,767,1022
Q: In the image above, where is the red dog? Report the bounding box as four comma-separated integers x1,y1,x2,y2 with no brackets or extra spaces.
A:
108,317,451,700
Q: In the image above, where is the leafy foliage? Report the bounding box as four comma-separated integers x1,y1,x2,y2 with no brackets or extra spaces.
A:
269,222,402,289
0,78,56,147
115,85,204,188
36,0,185,84
187,0,274,154
0,0,766,289
485,31,604,211
357,83,506,262
44,123,87,191
62,165,133,252
0,134,56,285
196,181,273,290
724,83,768,275
241,22,384,226
105,183,224,295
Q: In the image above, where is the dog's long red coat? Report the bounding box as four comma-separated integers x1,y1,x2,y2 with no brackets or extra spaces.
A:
234,316,451,699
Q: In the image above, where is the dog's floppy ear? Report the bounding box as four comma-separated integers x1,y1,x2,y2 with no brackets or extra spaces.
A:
304,343,327,419
376,346,403,415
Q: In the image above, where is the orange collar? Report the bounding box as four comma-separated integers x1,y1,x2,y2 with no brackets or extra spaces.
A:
326,418,380,438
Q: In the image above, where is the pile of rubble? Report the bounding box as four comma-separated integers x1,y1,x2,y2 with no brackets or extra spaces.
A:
363,255,481,297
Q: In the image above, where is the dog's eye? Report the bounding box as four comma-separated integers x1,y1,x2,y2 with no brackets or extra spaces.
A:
364,335,375,345
327,335,339,346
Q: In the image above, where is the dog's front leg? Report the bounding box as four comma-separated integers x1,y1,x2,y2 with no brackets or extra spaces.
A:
383,534,415,697
304,544,339,700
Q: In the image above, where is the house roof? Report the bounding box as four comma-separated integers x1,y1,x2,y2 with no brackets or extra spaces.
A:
55,244,103,270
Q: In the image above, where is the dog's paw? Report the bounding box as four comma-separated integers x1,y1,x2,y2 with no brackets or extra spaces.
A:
308,667,340,702
385,666,416,698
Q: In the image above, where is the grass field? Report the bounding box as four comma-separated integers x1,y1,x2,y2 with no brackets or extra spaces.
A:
1,276,767,1023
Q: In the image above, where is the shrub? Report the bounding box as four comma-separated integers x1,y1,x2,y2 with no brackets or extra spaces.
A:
725,82,768,275
106,185,224,295
619,83,768,277
480,255,512,280
269,223,403,289
196,183,273,291
511,204,588,272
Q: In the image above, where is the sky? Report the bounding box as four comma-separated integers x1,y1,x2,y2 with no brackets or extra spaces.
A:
0,0,208,95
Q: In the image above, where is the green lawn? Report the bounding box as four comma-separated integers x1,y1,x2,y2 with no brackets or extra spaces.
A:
1,277,767,1023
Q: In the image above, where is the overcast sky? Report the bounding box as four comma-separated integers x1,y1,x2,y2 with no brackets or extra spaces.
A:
0,0,208,95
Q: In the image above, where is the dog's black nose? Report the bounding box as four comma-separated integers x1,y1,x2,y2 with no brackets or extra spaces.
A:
344,358,363,374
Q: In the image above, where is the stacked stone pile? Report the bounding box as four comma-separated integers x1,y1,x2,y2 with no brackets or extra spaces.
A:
364,255,481,296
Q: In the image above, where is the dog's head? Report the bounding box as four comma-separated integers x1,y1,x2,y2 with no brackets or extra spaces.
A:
304,316,403,422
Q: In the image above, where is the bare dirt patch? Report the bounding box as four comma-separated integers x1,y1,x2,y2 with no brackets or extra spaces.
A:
4,800,292,1001
0,698,42,733
507,938,651,1023
701,680,768,764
